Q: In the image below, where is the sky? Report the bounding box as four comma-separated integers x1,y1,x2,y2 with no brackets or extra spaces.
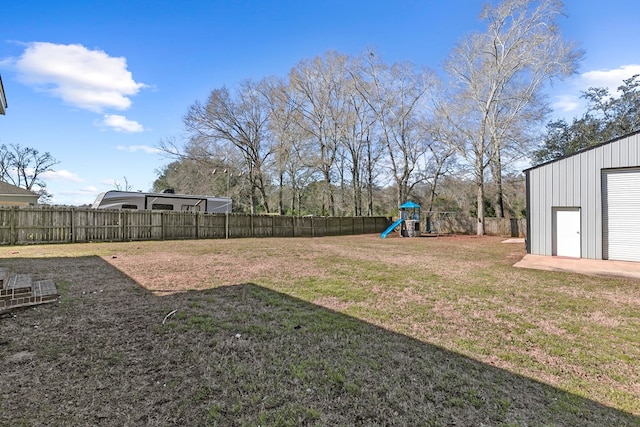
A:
1,0,639,206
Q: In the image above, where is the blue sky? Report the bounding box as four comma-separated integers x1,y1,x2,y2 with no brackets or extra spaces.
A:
1,0,639,206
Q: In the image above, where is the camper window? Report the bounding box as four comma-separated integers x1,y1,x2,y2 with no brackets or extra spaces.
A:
152,203,173,211
122,204,138,210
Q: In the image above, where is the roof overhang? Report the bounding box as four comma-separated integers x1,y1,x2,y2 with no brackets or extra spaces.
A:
523,129,640,174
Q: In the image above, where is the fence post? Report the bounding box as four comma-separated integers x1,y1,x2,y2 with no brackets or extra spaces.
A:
161,212,165,240
70,208,75,243
9,207,15,245
120,211,125,242
271,215,274,237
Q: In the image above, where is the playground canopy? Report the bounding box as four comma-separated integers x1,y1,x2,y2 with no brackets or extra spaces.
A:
399,201,420,209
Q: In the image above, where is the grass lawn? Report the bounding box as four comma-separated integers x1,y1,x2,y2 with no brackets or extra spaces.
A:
0,234,638,426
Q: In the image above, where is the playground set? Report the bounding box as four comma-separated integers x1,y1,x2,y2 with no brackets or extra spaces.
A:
380,202,457,238
380,201,421,238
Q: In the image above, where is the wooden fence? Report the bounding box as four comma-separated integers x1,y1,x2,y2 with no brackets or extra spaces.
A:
0,207,391,245
426,214,527,238
0,207,526,246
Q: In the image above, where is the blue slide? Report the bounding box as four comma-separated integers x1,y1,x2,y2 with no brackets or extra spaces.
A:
380,218,404,238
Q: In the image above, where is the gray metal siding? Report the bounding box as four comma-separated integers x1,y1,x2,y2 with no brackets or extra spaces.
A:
527,133,640,259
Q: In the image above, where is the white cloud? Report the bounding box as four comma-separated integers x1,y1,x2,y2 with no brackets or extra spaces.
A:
102,114,145,133
41,169,83,182
57,186,99,196
550,64,640,119
115,144,161,154
49,186,101,206
79,186,99,194
10,42,146,112
551,94,581,114
580,64,640,96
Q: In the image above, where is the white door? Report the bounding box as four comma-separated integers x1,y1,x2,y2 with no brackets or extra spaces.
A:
554,208,581,258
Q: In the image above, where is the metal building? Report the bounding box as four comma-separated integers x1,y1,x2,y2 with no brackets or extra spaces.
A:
524,130,640,263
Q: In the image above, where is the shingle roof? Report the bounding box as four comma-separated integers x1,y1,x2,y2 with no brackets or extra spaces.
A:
0,181,38,196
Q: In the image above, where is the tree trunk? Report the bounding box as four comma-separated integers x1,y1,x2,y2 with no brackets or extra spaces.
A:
278,172,284,215
290,187,295,216
495,175,504,218
476,183,485,235
351,157,361,217
476,158,485,236
329,188,335,217
491,144,505,218
366,140,375,216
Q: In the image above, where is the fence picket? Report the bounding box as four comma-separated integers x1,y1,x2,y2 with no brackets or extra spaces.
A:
0,207,391,245
0,207,526,245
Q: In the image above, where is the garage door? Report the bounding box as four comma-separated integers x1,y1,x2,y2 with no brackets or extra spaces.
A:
603,168,640,262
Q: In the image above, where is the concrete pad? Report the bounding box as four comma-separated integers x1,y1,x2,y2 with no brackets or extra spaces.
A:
514,254,640,280
501,238,525,244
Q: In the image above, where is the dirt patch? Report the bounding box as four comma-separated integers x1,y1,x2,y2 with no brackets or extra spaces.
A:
5,350,36,364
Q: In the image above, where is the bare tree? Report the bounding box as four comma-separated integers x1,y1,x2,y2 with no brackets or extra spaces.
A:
442,0,582,233
289,51,350,216
155,135,246,201
434,89,490,222
259,76,310,215
423,141,457,215
0,143,58,199
113,176,134,191
183,81,272,214
353,51,436,208
340,65,379,216
154,159,214,195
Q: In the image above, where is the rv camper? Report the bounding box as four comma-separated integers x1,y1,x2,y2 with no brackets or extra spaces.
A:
92,190,232,213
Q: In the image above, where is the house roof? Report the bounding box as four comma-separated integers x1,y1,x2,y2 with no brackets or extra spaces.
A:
524,128,640,173
0,74,6,115
0,181,38,197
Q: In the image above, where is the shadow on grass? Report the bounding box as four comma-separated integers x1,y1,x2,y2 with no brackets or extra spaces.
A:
1,255,638,426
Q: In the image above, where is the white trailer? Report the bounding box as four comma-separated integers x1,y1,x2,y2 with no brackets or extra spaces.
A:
91,190,232,213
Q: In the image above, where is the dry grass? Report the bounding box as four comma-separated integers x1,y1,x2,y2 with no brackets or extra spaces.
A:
0,234,638,426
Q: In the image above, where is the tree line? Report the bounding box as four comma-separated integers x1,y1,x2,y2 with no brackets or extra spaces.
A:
156,0,582,235
2,0,637,232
